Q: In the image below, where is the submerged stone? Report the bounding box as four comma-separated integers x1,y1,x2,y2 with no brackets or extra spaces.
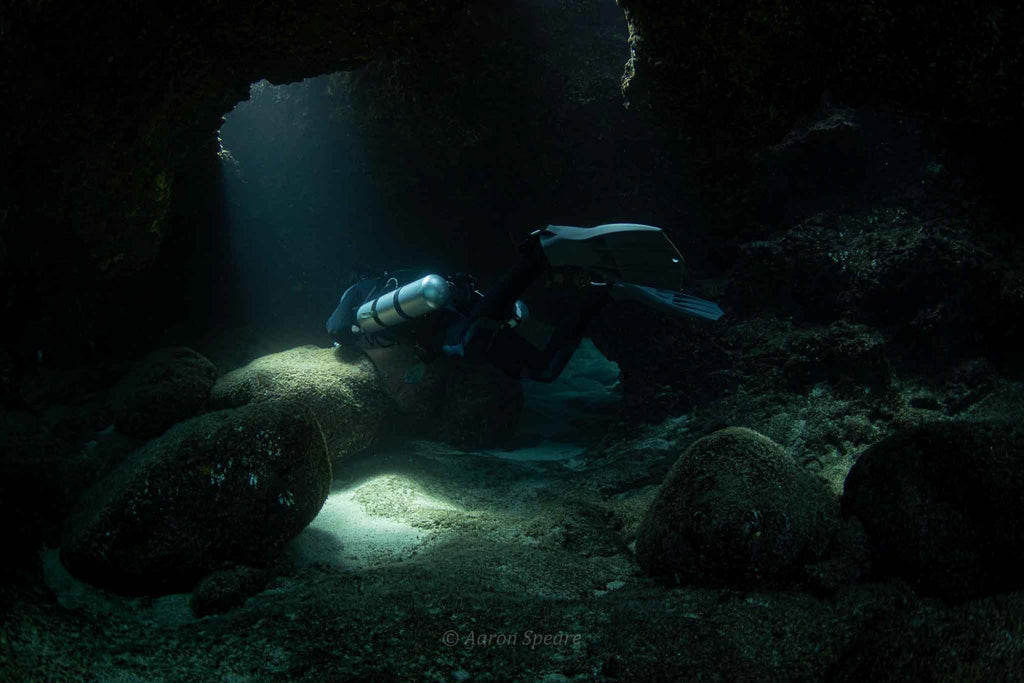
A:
107,347,217,439
842,420,1024,601
635,427,837,588
60,399,330,595
210,345,381,459
363,345,523,449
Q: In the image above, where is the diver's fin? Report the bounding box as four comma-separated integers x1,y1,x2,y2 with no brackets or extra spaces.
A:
535,223,684,290
608,282,724,321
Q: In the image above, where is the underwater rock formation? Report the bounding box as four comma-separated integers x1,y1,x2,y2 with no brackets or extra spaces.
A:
727,205,1024,373
842,420,1024,601
210,345,381,459
364,345,524,449
589,303,729,424
618,0,1024,158
781,322,891,394
60,399,330,595
106,347,217,439
635,427,838,588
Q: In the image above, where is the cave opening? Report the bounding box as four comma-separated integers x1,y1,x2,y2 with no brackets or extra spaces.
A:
175,0,661,447
180,0,699,362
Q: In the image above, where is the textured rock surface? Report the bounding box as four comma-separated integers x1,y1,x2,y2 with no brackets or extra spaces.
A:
20,437,1023,680
107,347,217,439
210,345,381,458
2,1,462,273
727,207,1024,369
594,186,1022,424
60,400,330,595
842,420,1024,601
364,345,523,449
635,427,838,588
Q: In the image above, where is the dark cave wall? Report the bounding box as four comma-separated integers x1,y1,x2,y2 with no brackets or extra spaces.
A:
617,0,1024,235
599,0,1024,422
618,0,1024,156
0,0,464,370
325,0,701,269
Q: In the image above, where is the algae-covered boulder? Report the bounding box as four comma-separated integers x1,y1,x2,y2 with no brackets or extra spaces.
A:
635,427,838,588
60,399,330,595
842,420,1024,601
364,345,523,449
210,345,381,458
108,347,218,439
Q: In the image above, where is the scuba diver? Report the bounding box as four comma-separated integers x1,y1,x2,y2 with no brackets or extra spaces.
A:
326,223,723,383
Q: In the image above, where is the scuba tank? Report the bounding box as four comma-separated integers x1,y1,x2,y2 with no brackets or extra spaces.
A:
355,274,452,335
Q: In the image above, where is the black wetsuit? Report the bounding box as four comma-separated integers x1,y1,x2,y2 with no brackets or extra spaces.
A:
326,238,612,382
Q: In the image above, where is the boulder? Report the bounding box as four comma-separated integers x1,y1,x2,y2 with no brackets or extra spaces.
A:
842,420,1024,601
210,345,381,458
60,399,330,595
635,427,838,588
364,345,523,449
108,347,217,439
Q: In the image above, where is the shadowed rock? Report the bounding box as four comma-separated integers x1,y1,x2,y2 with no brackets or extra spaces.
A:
635,427,837,588
60,399,330,595
364,345,523,449
107,347,217,439
842,420,1024,601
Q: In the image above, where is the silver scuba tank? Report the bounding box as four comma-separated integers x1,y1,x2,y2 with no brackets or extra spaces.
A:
355,274,452,335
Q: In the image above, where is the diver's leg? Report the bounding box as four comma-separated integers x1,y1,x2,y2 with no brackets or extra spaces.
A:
481,284,613,383
530,284,613,381
466,234,549,323
477,328,548,379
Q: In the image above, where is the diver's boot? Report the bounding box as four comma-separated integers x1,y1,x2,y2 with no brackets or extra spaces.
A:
607,281,723,321
534,223,685,290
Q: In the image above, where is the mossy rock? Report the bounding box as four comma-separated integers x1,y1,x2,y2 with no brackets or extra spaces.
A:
210,345,381,458
842,420,1024,601
364,345,523,449
60,399,330,595
635,427,838,588
107,347,217,439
